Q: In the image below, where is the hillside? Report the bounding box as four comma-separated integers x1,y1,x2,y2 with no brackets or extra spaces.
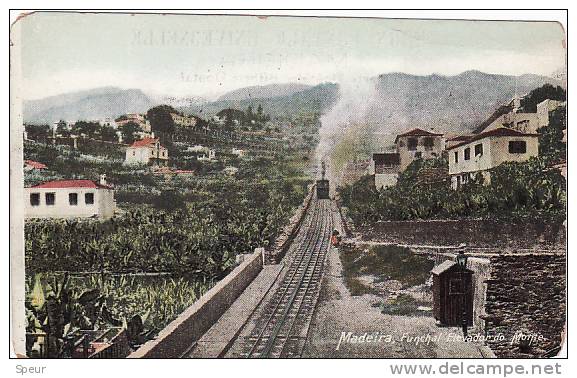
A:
24,87,156,124
217,83,312,101
183,82,339,119
345,70,562,139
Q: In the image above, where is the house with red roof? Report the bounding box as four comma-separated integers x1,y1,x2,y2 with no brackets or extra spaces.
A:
395,128,445,171
125,138,168,166
447,127,539,189
24,160,47,171
24,175,116,219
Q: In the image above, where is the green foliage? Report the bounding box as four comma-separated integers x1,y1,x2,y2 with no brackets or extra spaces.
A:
520,84,566,113
340,157,565,225
25,272,213,357
72,121,100,138
120,121,142,145
538,106,566,162
147,105,176,138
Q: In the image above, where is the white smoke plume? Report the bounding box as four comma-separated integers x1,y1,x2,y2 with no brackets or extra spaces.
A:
314,76,380,184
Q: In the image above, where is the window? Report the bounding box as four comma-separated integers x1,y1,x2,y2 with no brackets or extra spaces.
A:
30,193,40,206
407,138,418,151
454,151,459,163
69,193,78,206
132,151,136,156
45,192,55,206
85,192,95,205
474,143,483,157
464,147,471,160
509,141,527,154
424,137,434,150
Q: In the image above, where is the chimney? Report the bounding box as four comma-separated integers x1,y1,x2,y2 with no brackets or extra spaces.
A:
100,174,107,186
151,131,155,139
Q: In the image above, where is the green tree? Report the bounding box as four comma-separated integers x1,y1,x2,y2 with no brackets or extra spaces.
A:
73,121,100,138
537,106,566,163
520,84,566,112
121,121,142,145
147,105,176,142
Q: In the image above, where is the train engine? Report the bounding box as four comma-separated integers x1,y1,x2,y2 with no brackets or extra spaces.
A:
316,161,330,199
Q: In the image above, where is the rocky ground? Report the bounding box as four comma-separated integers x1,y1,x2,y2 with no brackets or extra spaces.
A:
302,244,494,358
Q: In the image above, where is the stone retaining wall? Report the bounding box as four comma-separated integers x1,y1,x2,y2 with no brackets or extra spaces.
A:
128,248,264,358
355,218,565,250
483,254,566,358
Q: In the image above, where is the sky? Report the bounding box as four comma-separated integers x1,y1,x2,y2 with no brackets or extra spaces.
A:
14,12,566,100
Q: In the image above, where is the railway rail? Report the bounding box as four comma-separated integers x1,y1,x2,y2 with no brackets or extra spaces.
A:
238,198,334,358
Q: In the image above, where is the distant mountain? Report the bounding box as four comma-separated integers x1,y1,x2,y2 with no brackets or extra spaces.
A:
182,83,339,119
155,95,208,109
360,70,562,137
24,87,156,124
217,83,312,102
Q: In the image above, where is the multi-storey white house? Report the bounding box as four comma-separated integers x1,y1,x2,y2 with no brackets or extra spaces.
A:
125,138,169,165
395,128,445,171
447,128,539,189
25,175,116,219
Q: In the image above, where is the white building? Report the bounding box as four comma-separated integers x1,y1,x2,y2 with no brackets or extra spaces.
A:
395,128,445,171
170,113,197,128
116,113,151,132
231,148,247,158
480,97,565,135
223,166,239,176
198,149,216,161
369,153,400,189
125,138,169,165
448,128,539,189
25,175,116,219
537,99,565,128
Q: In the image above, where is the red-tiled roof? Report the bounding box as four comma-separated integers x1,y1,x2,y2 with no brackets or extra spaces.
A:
130,138,159,148
447,135,472,142
395,128,443,143
447,127,538,150
29,179,112,189
24,160,47,169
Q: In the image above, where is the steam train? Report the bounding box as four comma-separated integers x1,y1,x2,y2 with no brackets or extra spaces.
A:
316,161,330,199
316,179,330,199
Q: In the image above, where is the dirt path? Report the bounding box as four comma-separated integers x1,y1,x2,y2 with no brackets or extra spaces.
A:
302,243,493,358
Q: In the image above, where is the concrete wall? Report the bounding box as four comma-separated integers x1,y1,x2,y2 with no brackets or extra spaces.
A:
484,254,566,357
356,218,566,250
128,248,264,358
374,173,398,189
24,187,116,219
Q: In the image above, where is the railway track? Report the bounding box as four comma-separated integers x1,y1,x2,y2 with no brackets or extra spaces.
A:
239,198,333,358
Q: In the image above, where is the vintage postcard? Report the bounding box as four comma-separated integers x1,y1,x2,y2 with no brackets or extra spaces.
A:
9,11,567,362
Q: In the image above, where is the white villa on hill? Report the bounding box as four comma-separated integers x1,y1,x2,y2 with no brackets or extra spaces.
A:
24,175,116,219
395,128,445,171
448,127,539,189
125,138,169,165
